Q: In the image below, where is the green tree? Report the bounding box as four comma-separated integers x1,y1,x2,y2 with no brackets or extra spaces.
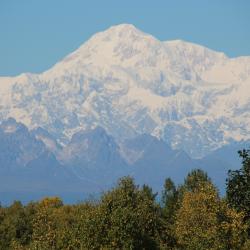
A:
183,169,212,192
226,148,250,240
0,201,33,249
52,204,82,250
160,178,179,249
217,200,247,250
227,149,250,217
78,176,161,249
31,197,63,250
175,181,221,250
76,201,105,250
161,178,178,219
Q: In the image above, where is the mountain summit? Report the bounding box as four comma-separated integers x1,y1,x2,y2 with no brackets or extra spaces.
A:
0,24,250,157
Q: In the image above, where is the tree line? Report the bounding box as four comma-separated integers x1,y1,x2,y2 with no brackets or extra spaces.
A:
0,149,250,250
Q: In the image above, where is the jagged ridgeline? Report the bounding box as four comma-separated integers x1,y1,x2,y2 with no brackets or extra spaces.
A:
0,24,249,158
0,24,250,204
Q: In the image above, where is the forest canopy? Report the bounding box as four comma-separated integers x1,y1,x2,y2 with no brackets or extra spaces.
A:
0,149,250,250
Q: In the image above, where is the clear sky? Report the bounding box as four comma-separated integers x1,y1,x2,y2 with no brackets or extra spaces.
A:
1,0,250,76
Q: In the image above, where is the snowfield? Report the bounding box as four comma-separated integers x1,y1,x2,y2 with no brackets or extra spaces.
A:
0,24,250,158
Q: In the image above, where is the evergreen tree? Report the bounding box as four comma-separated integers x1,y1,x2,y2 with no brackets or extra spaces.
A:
183,169,212,192
227,149,250,217
226,148,250,240
160,178,179,248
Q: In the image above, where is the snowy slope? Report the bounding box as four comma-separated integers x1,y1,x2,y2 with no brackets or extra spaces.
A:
0,24,250,157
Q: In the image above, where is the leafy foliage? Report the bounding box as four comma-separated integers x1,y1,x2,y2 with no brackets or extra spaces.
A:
0,149,250,249
227,149,250,215
78,177,161,249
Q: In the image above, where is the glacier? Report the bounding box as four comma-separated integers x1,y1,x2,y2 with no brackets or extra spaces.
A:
0,23,250,158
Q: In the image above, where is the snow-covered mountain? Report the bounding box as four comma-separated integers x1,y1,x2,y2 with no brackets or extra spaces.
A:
0,118,245,205
59,126,129,186
0,24,250,157
0,118,200,204
0,118,73,191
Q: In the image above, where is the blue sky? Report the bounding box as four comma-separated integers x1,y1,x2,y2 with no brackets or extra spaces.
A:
1,0,249,76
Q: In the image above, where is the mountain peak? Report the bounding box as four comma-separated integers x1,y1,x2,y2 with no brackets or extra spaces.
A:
108,23,139,32
1,24,250,158
54,23,159,70
97,23,148,37
84,23,157,46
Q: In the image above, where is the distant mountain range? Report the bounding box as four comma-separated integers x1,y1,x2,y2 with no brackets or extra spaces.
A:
0,118,248,204
0,24,249,204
